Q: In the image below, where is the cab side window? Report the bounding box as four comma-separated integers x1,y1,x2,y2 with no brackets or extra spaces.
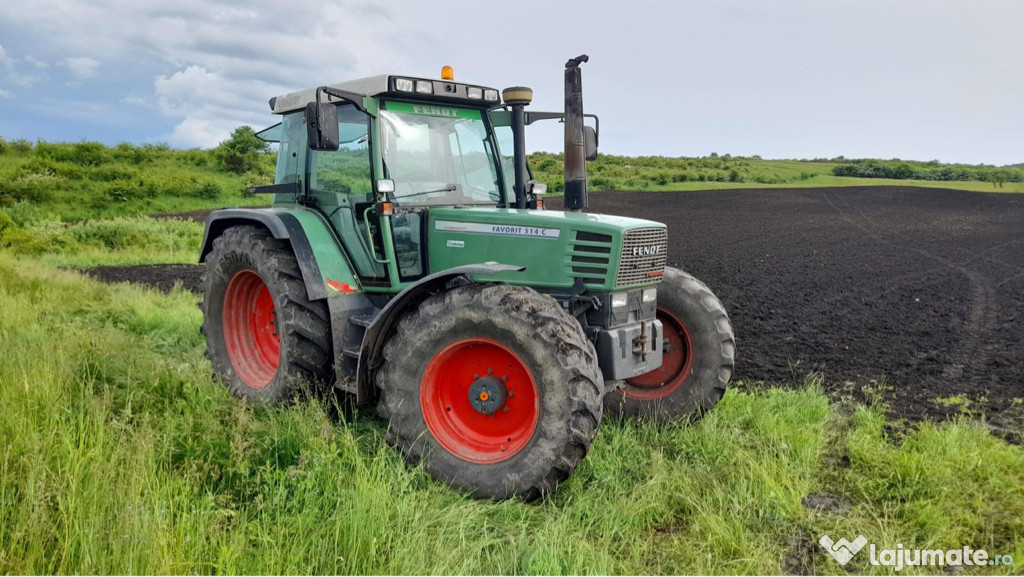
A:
309,104,372,200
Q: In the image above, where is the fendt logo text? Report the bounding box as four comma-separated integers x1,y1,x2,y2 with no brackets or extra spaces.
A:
631,245,662,257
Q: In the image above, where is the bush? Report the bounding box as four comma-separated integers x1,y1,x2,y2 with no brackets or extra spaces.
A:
3,201,45,227
8,139,32,153
0,210,14,233
194,180,221,200
88,165,139,182
111,142,155,165
215,126,270,174
0,175,56,204
35,141,110,167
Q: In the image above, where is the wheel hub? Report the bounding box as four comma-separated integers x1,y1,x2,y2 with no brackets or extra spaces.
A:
420,338,539,464
467,375,508,415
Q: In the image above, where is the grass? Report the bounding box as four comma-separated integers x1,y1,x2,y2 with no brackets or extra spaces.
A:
0,141,270,222
0,253,1021,575
530,154,1024,194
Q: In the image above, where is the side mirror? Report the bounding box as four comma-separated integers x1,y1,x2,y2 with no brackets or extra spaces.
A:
584,126,598,161
306,102,339,151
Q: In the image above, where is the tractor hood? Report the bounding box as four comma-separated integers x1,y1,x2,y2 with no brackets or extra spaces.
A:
425,207,668,292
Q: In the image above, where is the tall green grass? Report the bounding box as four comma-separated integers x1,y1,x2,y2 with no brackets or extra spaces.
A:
0,140,270,222
1,254,1021,574
0,202,203,267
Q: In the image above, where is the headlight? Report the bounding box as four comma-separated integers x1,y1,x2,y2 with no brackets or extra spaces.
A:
467,86,483,99
610,292,628,309
484,89,499,101
394,78,414,92
642,288,657,303
415,80,433,94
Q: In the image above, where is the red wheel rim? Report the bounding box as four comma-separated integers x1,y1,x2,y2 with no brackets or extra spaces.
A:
223,270,280,389
420,338,539,464
623,307,693,400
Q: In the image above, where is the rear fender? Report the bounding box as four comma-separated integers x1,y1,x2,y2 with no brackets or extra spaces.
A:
199,208,360,302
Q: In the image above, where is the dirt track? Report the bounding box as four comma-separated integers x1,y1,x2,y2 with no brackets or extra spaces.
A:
88,187,1024,430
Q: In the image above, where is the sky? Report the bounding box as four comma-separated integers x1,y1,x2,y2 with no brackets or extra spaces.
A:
0,0,1021,165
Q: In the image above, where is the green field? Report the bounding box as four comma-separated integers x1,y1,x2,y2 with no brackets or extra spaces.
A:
1,137,1022,574
529,154,1024,194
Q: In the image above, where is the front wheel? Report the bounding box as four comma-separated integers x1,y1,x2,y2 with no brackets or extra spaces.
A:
376,283,603,500
604,267,735,422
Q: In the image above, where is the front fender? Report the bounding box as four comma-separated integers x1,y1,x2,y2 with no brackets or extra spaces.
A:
355,263,524,401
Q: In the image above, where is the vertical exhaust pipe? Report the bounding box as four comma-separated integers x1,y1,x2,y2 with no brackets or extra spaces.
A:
502,86,534,209
563,54,589,212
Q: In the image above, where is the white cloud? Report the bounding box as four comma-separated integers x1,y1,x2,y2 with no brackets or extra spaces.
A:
24,55,49,69
154,65,267,147
7,71,41,88
0,87,13,98
65,56,99,79
0,45,13,68
0,0,407,147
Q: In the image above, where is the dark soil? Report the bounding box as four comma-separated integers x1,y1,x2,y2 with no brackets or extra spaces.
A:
89,186,1024,429
553,187,1024,432
86,264,204,294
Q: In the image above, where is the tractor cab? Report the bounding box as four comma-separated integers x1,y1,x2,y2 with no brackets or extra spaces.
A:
250,70,559,289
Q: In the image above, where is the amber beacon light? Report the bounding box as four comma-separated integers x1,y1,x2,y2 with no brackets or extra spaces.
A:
441,65,454,80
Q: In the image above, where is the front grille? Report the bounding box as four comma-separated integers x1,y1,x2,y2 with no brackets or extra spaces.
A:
616,227,668,287
570,231,612,286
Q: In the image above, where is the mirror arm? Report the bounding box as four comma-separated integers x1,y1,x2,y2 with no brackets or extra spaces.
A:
316,86,366,113
524,111,599,143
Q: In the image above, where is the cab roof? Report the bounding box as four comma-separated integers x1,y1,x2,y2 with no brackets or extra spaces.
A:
269,74,501,114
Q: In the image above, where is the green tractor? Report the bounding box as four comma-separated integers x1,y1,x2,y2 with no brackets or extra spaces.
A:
199,55,735,499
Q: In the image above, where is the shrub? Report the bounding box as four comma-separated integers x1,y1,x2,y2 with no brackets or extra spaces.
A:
194,180,221,200
35,141,110,167
3,201,45,227
111,142,155,165
0,175,55,204
88,165,140,182
9,139,32,153
0,210,14,233
215,126,270,174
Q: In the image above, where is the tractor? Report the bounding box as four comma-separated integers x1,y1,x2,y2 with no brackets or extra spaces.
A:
199,55,735,499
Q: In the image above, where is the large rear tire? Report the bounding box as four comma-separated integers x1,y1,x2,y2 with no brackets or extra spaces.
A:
200,226,333,403
604,266,735,422
376,283,603,500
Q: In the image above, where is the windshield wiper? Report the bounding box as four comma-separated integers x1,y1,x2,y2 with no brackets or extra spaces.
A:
397,184,458,199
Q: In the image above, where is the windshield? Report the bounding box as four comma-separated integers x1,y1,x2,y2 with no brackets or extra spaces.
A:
380,102,502,205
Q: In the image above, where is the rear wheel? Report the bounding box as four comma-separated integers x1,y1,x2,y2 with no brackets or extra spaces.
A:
604,266,735,421
376,283,603,500
200,226,333,403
